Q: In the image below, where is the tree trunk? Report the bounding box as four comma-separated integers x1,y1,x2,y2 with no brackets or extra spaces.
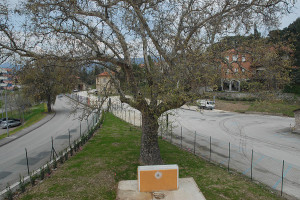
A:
47,95,52,113
140,112,163,165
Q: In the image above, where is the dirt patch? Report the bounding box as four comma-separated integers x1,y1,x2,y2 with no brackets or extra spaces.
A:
215,101,250,112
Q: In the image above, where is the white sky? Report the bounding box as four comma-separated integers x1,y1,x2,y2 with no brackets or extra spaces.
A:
280,1,300,29
6,0,300,33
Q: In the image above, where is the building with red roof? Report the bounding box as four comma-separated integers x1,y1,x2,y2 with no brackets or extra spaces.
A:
96,71,116,94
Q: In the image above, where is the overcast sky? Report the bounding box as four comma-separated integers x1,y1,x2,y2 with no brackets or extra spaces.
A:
6,0,300,31
280,1,300,29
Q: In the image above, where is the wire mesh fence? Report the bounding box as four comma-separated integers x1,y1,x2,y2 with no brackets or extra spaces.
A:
0,95,101,198
110,103,300,199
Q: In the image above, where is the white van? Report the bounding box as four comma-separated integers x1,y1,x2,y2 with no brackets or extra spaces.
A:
196,100,215,110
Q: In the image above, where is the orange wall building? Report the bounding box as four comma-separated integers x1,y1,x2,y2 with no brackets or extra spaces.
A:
221,49,253,91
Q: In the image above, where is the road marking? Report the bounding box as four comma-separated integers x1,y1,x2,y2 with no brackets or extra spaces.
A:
272,165,292,189
242,155,265,175
219,154,236,165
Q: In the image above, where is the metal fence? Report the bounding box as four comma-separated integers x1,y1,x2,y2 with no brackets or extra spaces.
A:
109,102,300,199
0,95,100,199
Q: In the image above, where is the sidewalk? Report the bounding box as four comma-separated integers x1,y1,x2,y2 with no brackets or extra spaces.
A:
0,112,56,147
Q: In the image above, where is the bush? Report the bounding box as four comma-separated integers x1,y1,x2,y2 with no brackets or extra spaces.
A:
53,156,57,169
45,163,51,175
5,184,13,200
59,153,64,164
64,150,68,161
40,167,45,180
30,173,37,186
19,175,25,193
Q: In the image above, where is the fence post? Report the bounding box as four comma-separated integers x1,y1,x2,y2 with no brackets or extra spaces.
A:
181,126,182,149
228,142,231,172
128,110,130,123
134,111,135,126
87,118,89,132
68,129,71,147
93,115,95,127
166,114,169,131
160,121,163,138
281,160,285,196
194,131,196,155
25,148,30,176
209,136,212,161
125,110,126,122
170,125,172,144
80,121,81,137
251,149,253,180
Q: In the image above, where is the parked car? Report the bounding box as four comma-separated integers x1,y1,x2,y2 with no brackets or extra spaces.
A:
0,118,20,123
1,119,21,129
196,100,215,110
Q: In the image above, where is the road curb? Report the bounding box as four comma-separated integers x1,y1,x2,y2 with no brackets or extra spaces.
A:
0,112,56,147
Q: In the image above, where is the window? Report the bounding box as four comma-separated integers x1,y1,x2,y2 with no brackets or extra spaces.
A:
234,68,238,73
232,55,238,61
242,55,246,62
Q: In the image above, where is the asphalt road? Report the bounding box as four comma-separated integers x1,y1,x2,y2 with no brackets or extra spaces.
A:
0,96,94,192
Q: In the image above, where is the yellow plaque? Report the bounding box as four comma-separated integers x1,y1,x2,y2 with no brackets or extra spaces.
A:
138,164,178,192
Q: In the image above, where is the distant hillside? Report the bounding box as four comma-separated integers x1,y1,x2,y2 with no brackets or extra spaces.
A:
0,63,14,68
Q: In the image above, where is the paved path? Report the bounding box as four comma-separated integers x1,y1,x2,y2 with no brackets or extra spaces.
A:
0,112,56,147
0,96,94,194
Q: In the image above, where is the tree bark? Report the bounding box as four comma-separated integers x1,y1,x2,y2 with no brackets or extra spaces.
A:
140,112,163,165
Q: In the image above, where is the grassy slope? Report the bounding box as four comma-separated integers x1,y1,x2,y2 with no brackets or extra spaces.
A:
0,103,47,140
18,113,283,200
215,100,299,117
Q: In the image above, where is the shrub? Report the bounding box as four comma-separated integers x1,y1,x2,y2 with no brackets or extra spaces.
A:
5,184,13,200
53,156,57,169
64,150,68,161
40,167,45,180
59,153,64,164
30,173,37,186
45,163,51,175
19,175,25,193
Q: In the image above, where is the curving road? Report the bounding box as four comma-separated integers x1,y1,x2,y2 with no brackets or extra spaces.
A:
167,108,300,198
0,96,94,193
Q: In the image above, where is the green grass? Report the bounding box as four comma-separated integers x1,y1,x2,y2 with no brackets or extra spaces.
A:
0,103,47,140
247,101,299,117
18,113,283,200
216,99,299,117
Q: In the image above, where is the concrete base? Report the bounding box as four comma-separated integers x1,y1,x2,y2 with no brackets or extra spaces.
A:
116,177,206,200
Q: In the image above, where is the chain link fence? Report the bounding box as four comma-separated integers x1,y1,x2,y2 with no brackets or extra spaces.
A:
0,95,100,199
110,102,300,199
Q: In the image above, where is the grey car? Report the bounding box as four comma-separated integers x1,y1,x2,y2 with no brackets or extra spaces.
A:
1,120,21,129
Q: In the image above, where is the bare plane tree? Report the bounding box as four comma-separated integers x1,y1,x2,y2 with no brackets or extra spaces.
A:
0,0,295,164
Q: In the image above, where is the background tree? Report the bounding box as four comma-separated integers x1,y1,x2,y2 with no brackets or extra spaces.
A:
212,34,293,93
18,59,78,112
269,18,300,94
0,0,295,164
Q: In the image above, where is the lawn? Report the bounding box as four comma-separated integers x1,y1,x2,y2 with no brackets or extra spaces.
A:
17,113,283,200
215,100,299,117
0,103,47,140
